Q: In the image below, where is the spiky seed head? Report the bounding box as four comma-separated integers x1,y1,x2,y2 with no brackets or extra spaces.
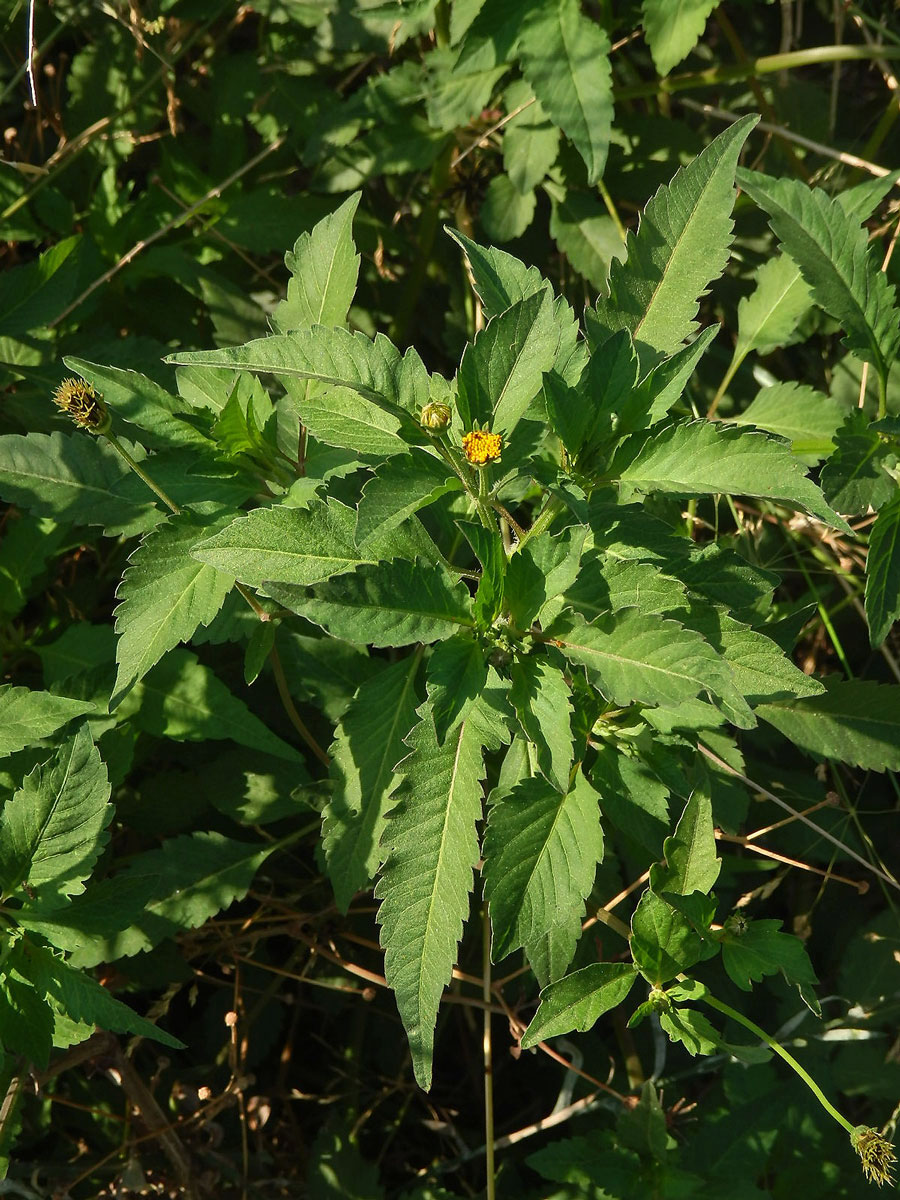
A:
52,378,110,434
851,1126,897,1188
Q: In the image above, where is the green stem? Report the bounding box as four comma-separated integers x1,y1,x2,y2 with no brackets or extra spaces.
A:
515,495,565,553
614,43,900,102
699,992,854,1134
707,354,741,419
103,431,181,514
878,370,888,421
482,905,496,1200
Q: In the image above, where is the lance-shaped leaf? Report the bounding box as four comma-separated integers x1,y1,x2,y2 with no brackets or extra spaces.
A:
547,608,730,709
447,228,548,319
323,655,422,913
733,253,812,363
272,192,360,333
509,655,574,793
191,498,366,588
0,685,95,757
865,490,900,647
377,698,508,1090
112,508,236,706
265,558,474,647
642,0,718,75
356,450,460,549
589,115,757,367
758,677,900,772
612,421,850,531
521,963,638,1047
738,170,900,388
0,725,110,904
456,291,559,435
731,382,845,460
519,0,613,184
649,787,720,898
484,772,602,961
167,326,429,423
427,635,489,743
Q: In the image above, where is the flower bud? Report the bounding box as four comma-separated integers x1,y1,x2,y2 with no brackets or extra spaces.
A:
52,378,110,434
420,401,451,431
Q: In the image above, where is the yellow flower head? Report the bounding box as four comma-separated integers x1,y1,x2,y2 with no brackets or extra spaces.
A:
52,378,110,434
851,1126,897,1188
462,429,502,466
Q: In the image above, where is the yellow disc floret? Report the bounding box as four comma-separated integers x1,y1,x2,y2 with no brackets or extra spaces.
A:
462,429,502,466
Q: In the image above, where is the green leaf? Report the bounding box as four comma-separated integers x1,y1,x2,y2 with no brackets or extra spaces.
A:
272,192,361,333
738,171,900,387
356,451,460,549
720,918,819,1010
865,489,900,646
456,291,559,435
524,912,583,989
613,421,850,531
509,655,573,793
547,608,730,709
191,498,367,588
484,772,603,960
734,253,812,362
446,229,547,319
377,698,507,1090
592,742,670,859
167,326,429,425
0,685,95,757
820,410,897,515
426,635,489,743
324,655,422,913
591,115,758,366
659,1006,720,1056
505,526,587,629
642,0,718,75
519,0,613,184
626,326,718,430
111,508,236,706
0,951,55,1068
25,940,184,1048
119,649,301,761
521,963,638,1047
732,382,845,459
545,182,624,291
480,174,536,243
630,889,705,984
0,726,110,903
502,84,559,194
0,236,87,337
266,558,473,647
649,786,720,898
458,520,505,627
759,677,900,772
27,831,280,966
308,1120,384,1200
564,556,688,620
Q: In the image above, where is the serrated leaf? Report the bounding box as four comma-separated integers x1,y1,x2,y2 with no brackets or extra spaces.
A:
0,685,95,757
324,655,422,913
564,556,688,620
456,291,559,435
630,890,705,984
524,911,583,988
734,253,812,362
820,410,897,515
0,953,55,1068
266,558,473,647
642,0,718,75
759,677,900,772
480,174,536,243
732,382,845,459
167,326,429,425
112,508,236,705
447,229,548,319
545,182,624,291
505,525,587,629
192,498,367,587
865,489,900,646
503,84,559,194
613,421,850,531
592,742,670,859
521,963,638,1047
626,326,719,430
720,918,819,1011
659,1006,720,1055
272,192,361,333
509,655,574,793
591,115,758,367
426,635,489,743
377,698,507,1090
519,0,613,184
738,171,900,387
0,726,110,903
484,772,602,960
458,520,505,627
356,450,460,549
547,608,729,709
649,787,720,898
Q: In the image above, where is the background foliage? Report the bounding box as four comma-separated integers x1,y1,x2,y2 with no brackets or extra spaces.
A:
1,1,899,1197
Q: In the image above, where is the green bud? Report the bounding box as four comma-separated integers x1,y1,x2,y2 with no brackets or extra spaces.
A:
420,401,451,431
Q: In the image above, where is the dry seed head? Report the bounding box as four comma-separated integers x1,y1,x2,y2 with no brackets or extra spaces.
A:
52,378,110,434
462,429,502,466
850,1126,897,1188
